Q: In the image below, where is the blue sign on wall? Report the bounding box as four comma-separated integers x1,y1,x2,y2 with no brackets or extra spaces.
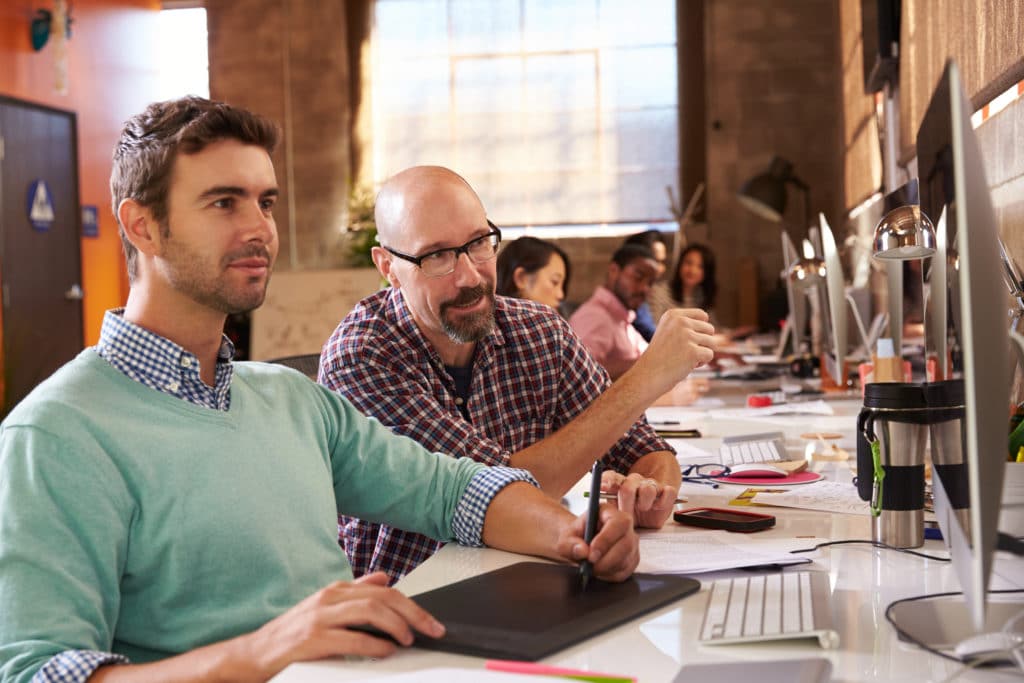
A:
26,179,56,232
82,205,99,238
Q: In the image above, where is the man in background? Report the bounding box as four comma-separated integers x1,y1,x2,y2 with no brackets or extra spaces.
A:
622,230,672,341
319,165,716,584
569,245,664,380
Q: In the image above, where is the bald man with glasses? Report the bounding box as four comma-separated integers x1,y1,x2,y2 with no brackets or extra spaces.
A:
319,166,716,584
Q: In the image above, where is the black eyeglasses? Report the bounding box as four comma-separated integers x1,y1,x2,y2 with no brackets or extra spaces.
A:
681,463,732,488
383,221,502,278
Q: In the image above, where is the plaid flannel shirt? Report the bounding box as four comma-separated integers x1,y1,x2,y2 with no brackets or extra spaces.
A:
319,288,672,583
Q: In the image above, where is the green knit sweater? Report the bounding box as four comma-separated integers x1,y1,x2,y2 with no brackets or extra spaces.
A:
0,350,488,681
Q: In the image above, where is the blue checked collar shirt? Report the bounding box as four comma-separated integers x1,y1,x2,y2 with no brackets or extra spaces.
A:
96,308,235,410
319,287,672,583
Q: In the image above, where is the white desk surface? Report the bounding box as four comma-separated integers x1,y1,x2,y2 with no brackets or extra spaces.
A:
273,394,1024,682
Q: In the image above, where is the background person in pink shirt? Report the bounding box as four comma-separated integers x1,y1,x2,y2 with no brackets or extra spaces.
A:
569,245,661,380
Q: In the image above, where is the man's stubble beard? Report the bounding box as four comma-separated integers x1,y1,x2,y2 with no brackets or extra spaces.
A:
440,283,496,343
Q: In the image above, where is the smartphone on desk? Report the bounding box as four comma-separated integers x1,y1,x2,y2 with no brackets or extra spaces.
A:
673,507,775,532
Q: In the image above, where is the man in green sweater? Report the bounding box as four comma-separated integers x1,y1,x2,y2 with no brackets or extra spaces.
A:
0,97,639,683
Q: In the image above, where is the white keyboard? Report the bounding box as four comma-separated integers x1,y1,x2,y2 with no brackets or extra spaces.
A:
699,571,839,648
718,432,792,465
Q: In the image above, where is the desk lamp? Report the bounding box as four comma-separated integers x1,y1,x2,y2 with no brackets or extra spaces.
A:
784,240,827,358
737,156,811,230
871,202,936,357
740,158,812,356
872,204,936,260
998,239,1024,335
787,240,826,285
998,240,1024,400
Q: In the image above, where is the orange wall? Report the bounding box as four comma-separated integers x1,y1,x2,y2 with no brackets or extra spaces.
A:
0,0,162,345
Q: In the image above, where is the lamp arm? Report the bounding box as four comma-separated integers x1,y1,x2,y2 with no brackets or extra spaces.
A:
845,291,872,354
787,178,812,237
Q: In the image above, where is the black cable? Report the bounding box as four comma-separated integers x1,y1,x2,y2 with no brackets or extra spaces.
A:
884,589,1024,664
789,539,952,562
997,532,1024,557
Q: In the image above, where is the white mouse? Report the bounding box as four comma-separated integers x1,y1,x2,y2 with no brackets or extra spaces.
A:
727,463,789,478
953,631,1024,662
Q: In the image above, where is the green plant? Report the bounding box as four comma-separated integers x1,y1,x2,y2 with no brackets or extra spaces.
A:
346,185,377,267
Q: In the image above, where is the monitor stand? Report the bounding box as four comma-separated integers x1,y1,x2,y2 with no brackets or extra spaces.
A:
819,352,853,392
889,593,1024,650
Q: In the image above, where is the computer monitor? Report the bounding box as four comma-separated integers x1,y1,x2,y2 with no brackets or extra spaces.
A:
818,213,848,386
910,59,1012,635
781,229,808,354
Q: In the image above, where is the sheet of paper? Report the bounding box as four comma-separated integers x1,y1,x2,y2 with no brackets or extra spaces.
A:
644,406,708,424
694,397,726,408
750,480,870,516
671,441,716,463
707,400,834,420
636,530,811,574
362,668,552,682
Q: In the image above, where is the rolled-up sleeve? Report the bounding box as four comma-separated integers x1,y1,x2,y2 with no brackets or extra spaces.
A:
0,426,133,683
451,467,540,546
32,650,128,683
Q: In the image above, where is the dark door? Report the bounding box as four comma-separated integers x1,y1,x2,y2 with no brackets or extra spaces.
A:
0,96,83,416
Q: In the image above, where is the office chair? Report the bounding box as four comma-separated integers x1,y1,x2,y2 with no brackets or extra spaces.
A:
265,353,320,380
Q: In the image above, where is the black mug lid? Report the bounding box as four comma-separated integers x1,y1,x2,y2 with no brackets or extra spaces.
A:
863,382,927,410
923,378,965,408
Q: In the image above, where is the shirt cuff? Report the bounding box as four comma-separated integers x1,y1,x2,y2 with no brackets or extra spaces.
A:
451,466,539,547
33,650,129,683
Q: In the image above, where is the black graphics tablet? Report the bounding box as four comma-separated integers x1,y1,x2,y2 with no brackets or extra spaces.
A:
403,561,701,661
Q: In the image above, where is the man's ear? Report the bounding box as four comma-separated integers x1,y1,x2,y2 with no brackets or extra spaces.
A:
371,246,401,289
512,266,533,294
117,199,162,256
606,262,620,285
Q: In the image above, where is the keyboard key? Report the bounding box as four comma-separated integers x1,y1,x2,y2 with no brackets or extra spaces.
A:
742,575,765,637
762,574,782,635
723,578,747,638
800,572,815,631
701,580,730,640
782,573,801,633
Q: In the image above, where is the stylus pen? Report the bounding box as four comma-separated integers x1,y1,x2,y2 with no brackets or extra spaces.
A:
580,460,602,592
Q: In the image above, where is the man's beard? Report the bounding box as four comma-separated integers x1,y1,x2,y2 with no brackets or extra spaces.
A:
612,279,644,312
440,283,496,343
163,240,274,315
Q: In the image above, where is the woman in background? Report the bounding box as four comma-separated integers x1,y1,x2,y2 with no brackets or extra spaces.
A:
496,236,571,312
670,243,755,342
670,244,717,315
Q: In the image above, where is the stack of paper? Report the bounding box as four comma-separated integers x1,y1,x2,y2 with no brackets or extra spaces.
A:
747,481,870,516
637,530,813,574
708,400,835,420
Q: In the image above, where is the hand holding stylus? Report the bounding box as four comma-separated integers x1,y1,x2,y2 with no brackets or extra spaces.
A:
564,463,638,588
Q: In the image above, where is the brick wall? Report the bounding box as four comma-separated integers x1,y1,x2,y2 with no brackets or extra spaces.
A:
207,0,355,272
703,0,844,327
207,0,848,334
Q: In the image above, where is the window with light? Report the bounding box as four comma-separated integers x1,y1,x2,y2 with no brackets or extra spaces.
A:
370,0,678,230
